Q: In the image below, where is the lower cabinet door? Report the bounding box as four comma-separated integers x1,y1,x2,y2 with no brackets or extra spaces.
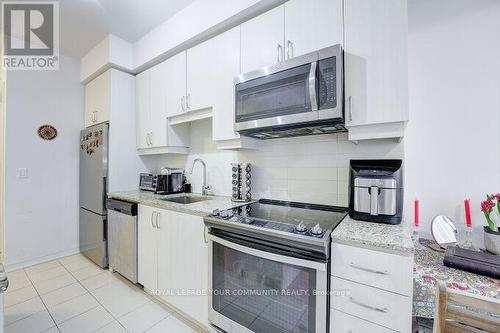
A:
157,210,209,327
330,309,397,333
138,204,157,292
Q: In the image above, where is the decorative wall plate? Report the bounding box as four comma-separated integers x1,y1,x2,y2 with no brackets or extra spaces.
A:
37,125,58,140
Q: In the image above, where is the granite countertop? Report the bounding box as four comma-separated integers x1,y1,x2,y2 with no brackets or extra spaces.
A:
331,216,414,255
107,190,252,217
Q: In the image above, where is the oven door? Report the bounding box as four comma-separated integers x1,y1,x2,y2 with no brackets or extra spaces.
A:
234,60,319,132
208,234,328,333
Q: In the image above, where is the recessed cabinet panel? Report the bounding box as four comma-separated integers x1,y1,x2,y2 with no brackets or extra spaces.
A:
241,5,285,74
344,0,409,127
284,0,343,59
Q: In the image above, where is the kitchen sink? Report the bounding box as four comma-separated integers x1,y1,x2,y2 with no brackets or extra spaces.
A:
159,195,212,205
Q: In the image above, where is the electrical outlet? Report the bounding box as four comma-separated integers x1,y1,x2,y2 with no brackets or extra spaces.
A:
18,168,28,178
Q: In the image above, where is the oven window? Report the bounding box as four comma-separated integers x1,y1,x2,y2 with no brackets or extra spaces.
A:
235,64,313,123
212,243,316,333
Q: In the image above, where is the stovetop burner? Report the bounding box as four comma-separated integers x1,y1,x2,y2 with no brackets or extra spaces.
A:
209,199,348,240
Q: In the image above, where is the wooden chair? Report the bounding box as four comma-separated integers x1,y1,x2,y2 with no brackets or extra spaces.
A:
433,282,500,333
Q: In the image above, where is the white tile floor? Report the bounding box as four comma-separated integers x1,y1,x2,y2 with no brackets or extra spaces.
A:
4,254,200,333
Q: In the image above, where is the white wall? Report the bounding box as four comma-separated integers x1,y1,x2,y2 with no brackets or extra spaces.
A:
405,0,500,243
149,118,403,207
5,55,84,270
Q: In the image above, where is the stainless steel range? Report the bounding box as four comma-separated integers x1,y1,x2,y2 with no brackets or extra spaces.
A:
204,199,348,333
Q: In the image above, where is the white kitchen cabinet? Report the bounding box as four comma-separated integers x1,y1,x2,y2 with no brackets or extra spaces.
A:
187,38,215,112
135,70,150,150
135,60,189,155
165,51,187,117
344,0,409,140
211,27,240,142
138,204,158,293
330,240,413,333
241,5,285,73
157,210,209,327
137,206,209,328
85,70,111,127
284,0,343,59
149,62,168,148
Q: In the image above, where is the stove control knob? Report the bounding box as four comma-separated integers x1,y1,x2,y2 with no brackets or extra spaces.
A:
310,224,323,235
219,210,234,219
295,221,307,233
211,209,220,217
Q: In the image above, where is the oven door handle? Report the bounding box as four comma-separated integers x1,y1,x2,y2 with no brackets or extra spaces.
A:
208,234,327,271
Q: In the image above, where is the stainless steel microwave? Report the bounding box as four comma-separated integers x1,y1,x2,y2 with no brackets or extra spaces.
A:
234,44,344,139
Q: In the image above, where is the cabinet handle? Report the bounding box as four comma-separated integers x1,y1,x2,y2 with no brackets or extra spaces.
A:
186,93,191,110
203,226,208,244
181,96,186,112
155,212,161,229
151,211,156,228
277,44,284,62
348,96,353,122
349,263,389,275
286,40,293,59
149,132,154,146
146,133,150,146
349,297,388,313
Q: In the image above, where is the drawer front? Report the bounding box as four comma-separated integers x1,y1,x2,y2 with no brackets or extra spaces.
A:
330,309,397,333
331,277,412,333
331,242,413,296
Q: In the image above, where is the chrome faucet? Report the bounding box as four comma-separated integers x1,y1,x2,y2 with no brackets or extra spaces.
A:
189,158,212,196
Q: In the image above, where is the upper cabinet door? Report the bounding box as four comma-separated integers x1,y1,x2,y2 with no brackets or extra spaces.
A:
187,38,215,112
284,0,343,59
135,70,150,150
211,27,241,142
149,62,168,148
165,51,187,117
241,5,285,73
84,70,111,127
344,0,409,127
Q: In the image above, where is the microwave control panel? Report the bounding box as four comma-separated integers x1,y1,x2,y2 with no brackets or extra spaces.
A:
318,56,336,110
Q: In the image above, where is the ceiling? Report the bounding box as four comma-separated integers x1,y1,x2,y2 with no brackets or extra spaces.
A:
57,0,197,58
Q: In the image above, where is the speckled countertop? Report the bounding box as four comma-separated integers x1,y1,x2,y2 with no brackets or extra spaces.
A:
107,190,252,217
331,216,414,255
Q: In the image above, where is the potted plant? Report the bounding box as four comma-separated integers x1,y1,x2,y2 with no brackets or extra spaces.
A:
481,194,500,254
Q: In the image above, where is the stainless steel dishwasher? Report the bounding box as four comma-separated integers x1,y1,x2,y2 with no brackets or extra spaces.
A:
106,198,138,283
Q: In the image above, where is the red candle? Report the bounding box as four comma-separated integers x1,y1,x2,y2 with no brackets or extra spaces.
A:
414,199,420,227
464,199,472,227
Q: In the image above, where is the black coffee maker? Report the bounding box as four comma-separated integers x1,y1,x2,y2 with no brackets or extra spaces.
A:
349,160,403,225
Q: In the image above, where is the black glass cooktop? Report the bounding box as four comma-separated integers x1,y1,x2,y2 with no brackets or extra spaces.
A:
218,199,348,238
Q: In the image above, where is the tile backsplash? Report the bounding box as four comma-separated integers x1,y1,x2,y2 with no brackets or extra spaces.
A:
145,119,404,207
239,132,404,206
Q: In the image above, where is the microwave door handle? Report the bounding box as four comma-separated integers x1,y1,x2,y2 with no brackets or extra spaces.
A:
370,186,379,216
308,62,318,111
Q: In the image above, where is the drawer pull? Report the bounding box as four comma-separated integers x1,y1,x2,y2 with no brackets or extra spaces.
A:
349,263,389,275
349,297,388,313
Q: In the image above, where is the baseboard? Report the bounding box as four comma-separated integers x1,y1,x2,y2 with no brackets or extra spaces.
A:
5,247,81,272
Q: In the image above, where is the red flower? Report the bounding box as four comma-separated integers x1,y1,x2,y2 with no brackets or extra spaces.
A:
481,200,495,212
491,193,500,201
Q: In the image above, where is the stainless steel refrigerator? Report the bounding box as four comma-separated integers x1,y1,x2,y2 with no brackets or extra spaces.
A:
79,123,109,268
